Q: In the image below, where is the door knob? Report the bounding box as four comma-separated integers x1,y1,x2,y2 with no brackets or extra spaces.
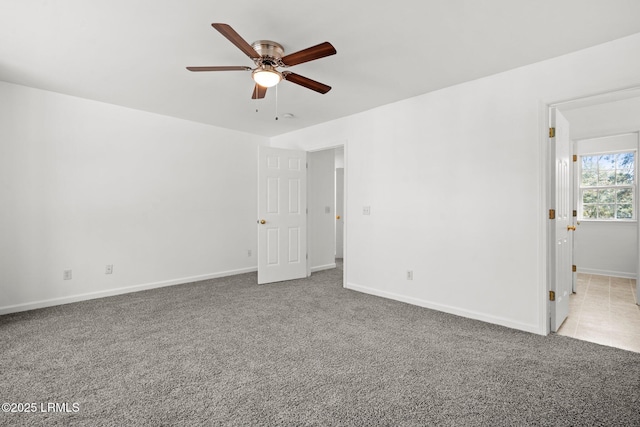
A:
567,225,576,231
258,219,266,224
336,215,341,220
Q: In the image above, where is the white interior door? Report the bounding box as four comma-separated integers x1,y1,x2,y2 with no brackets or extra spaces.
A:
335,168,344,258
551,109,573,331
571,140,578,294
258,146,307,284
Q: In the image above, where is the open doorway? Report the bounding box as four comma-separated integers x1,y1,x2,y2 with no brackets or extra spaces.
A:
307,145,346,279
548,89,640,352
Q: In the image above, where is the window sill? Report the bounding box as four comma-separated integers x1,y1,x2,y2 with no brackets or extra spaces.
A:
577,219,637,224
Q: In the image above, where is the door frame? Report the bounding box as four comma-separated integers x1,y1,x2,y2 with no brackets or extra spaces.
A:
542,86,640,334
306,141,348,289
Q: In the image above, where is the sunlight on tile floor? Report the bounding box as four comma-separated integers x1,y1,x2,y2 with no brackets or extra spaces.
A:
557,273,640,353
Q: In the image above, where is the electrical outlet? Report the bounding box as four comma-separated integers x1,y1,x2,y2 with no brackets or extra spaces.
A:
63,270,72,280
406,270,413,280
106,264,114,274
248,249,252,257
363,206,371,215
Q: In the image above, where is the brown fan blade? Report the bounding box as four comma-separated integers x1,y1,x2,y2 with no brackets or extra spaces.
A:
281,42,336,67
186,66,252,72
251,84,267,99
211,23,260,59
282,72,331,94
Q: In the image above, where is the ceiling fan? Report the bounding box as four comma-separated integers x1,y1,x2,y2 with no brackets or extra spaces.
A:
187,23,336,99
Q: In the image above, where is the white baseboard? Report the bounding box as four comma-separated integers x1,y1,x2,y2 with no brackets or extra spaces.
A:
0,266,257,316
577,267,636,279
311,263,336,273
344,282,542,335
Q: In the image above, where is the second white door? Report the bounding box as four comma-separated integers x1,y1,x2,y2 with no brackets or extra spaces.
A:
551,109,572,332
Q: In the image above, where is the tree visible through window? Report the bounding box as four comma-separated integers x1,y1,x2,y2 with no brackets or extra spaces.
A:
579,152,635,220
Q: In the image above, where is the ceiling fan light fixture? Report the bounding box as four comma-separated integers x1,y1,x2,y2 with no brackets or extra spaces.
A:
252,66,282,88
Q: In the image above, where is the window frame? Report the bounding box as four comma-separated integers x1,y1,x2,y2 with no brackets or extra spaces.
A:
577,149,637,222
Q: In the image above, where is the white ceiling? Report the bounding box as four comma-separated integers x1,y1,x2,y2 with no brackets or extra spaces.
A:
2,0,640,137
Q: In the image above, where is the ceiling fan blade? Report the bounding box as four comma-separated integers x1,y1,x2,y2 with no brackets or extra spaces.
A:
282,72,331,94
251,84,267,99
281,42,336,67
211,23,260,59
186,66,252,72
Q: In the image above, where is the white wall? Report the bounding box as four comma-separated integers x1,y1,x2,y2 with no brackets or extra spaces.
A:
308,149,336,271
563,96,640,141
0,81,266,314
573,133,638,278
574,222,637,278
575,133,638,154
270,32,640,334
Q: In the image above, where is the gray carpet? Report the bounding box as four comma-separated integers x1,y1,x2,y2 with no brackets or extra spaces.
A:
1,261,639,426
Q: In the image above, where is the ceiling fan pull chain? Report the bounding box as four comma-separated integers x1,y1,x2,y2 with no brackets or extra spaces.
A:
275,84,279,120
254,85,259,112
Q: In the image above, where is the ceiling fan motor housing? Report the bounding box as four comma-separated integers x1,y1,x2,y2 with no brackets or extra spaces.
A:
251,40,285,66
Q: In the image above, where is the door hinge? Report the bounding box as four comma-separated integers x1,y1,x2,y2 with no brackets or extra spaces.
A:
549,127,556,138
572,265,577,272
573,154,577,162
306,162,308,169
573,210,577,217
306,253,308,259
549,291,556,301
549,209,556,220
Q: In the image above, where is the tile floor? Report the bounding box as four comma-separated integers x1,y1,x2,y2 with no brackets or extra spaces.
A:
557,273,640,352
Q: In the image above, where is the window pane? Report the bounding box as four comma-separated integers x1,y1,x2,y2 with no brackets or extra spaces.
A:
598,205,615,218
583,205,597,219
616,152,634,185
582,169,598,186
616,170,634,185
616,152,634,169
617,204,633,219
582,156,597,171
598,189,615,203
598,170,616,185
582,189,598,204
617,188,633,204
598,154,616,170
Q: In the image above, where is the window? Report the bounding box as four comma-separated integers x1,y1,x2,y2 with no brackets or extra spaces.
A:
579,151,635,220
